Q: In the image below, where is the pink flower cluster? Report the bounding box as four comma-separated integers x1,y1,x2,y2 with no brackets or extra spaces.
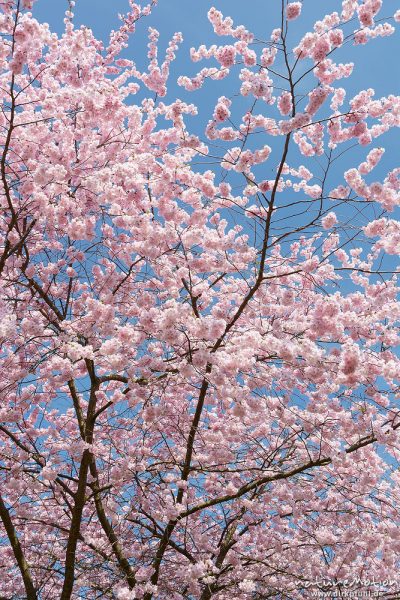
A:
139,29,183,96
357,0,382,27
215,44,236,68
340,0,354,21
305,86,331,115
354,22,395,45
364,218,400,254
277,91,293,116
294,31,328,62
221,144,271,173
260,46,277,68
9,15,45,74
340,344,361,382
344,165,400,211
213,96,231,123
344,168,369,196
178,66,229,91
358,147,385,174
190,39,256,70
105,2,158,63
313,37,331,62
286,2,302,21
206,122,239,141
190,44,217,62
239,69,273,102
279,113,310,135
207,7,254,42
321,212,338,229
293,125,325,156
330,88,346,112
239,45,257,66
314,59,353,85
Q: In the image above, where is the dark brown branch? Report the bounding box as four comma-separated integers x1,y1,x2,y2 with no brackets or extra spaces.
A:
0,493,37,599
59,449,91,600
89,459,137,589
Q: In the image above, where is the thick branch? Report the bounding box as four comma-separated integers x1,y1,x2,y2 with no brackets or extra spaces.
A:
0,493,37,599
89,459,137,589
60,449,91,600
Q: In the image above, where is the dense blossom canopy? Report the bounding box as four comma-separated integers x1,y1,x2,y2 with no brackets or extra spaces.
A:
0,0,399,598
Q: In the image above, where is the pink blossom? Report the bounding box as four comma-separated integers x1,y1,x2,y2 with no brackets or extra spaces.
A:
340,344,360,376
329,28,344,47
261,46,277,67
358,147,384,173
241,47,257,66
286,2,302,21
312,37,331,62
304,183,322,198
358,5,374,27
213,96,231,122
0,3,398,597
279,112,311,135
277,91,293,116
208,7,254,42
305,86,331,115
364,218,387,238
321,211,338,229
215,45,236,67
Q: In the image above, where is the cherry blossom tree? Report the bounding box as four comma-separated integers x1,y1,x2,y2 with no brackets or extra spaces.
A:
0,0,399,598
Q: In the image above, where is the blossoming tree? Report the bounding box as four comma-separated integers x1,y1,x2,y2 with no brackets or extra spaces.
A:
0,0,399,597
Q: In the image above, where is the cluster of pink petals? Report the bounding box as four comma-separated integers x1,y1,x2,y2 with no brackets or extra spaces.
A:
354,22,395,44
212,96,232,122
178,66,229,91
357,0,383,27
260,46,277,67
279,113,311,135
215,44,237,68
105,1,158,63
277,91,293,116
364,218,400,254
240,68,273,102
293,122,324,156
314,59,353,85
207,7,254,42
0,1,399,597
294,31,331,62
206,122,240,141
9,15,46,74
286,2,302,21
345,166,400,210
322,212,338,229
221,145,271,172
305,86,331,115
358,147,385,173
